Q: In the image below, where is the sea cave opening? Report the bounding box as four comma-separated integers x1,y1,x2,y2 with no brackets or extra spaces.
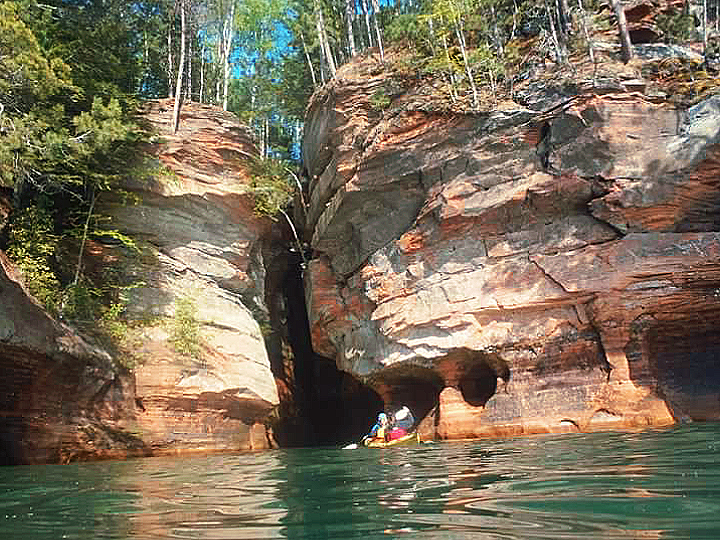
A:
635,310,720,421
370,366,444,428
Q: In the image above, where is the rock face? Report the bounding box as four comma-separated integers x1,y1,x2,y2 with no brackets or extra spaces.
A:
93,99,279,454
301,54,720,440
0,252,138,464
0,99,281,463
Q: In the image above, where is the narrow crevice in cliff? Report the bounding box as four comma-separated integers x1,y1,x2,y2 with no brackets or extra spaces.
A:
276,253,383,447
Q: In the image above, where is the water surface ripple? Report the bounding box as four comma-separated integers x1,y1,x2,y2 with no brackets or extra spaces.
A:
1,422,719,539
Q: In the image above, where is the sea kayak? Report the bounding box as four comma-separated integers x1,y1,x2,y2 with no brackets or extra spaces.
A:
363,431,420,448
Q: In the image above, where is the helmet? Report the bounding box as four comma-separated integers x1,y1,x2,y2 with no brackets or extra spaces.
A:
395,406,409,420
378,413,387,423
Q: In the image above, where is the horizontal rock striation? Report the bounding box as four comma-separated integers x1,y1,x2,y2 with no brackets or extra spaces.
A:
0,252,138,464
92,99,279,454
302,53,720,440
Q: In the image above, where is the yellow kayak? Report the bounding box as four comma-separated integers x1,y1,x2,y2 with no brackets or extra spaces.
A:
363,431,420,448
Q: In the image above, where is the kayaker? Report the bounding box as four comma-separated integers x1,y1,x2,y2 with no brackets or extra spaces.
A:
395,405,414,429
388,405,415,440
367,412,389,441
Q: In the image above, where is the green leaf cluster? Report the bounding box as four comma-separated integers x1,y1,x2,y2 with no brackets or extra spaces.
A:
247,157,295,219
5,202,62,310
655,5,695,44
169,296,203,362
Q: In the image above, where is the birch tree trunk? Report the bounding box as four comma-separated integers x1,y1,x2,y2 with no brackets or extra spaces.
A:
167,18,174,98
557,0,571,37
315,0,337,77
490,4,504,56
186,30,193,101
345,0,357,57
453,19,478,109
371,0,384,61
703,0,708,57
578,0,597,83
545,0,566,63
610,0,633,63
362,0,374,49
300,30,318,87
222,1,235,111
200,41,205,103
172,0,186,133
215,18,222,104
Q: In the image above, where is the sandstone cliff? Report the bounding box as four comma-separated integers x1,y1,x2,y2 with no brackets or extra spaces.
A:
0,250,137,464
301,51,720,440
0,99,281,462
91,99,280,454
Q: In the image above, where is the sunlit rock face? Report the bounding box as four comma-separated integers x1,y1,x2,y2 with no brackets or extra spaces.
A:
91,99,280,454
302,54,720,440
0,100,281,462
97,100,278,451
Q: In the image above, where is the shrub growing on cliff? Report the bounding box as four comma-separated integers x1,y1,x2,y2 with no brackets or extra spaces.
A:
6,203,62,311
169,296,203,364
247,157,294,220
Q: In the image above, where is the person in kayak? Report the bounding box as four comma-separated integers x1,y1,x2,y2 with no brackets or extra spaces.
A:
388,405,415,440
367,412,390,441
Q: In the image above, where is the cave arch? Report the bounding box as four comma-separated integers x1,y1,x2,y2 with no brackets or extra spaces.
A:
369,365,444,429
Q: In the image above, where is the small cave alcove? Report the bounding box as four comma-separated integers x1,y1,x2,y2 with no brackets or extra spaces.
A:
457,352,511,408
640,312,720,421
459,362,498,407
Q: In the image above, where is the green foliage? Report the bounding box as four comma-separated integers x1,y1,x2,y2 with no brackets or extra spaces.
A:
655,5,695,44
248,158,295,219
6,204,62,311
369,89,393,111
169,296,203,361
99,301,149,370
384,12,434,55
60,282,100,322
0,1,150,196
469,42,505,84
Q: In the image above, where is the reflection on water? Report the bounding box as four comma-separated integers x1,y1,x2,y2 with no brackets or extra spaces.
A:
0,423,719,539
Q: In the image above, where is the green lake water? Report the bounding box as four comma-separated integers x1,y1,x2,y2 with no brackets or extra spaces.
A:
1,422,719,539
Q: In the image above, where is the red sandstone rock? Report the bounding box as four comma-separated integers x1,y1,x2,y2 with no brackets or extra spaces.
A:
0,252,138,464
0,100,280,462
92,99,279,454
302,53,720,441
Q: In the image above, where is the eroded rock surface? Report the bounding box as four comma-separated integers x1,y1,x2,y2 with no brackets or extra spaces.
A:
302,54,720,440
0,253,138,464
0,100,280,462
93,99,279,453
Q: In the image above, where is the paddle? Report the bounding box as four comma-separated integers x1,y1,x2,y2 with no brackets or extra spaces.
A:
342,436,369,450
